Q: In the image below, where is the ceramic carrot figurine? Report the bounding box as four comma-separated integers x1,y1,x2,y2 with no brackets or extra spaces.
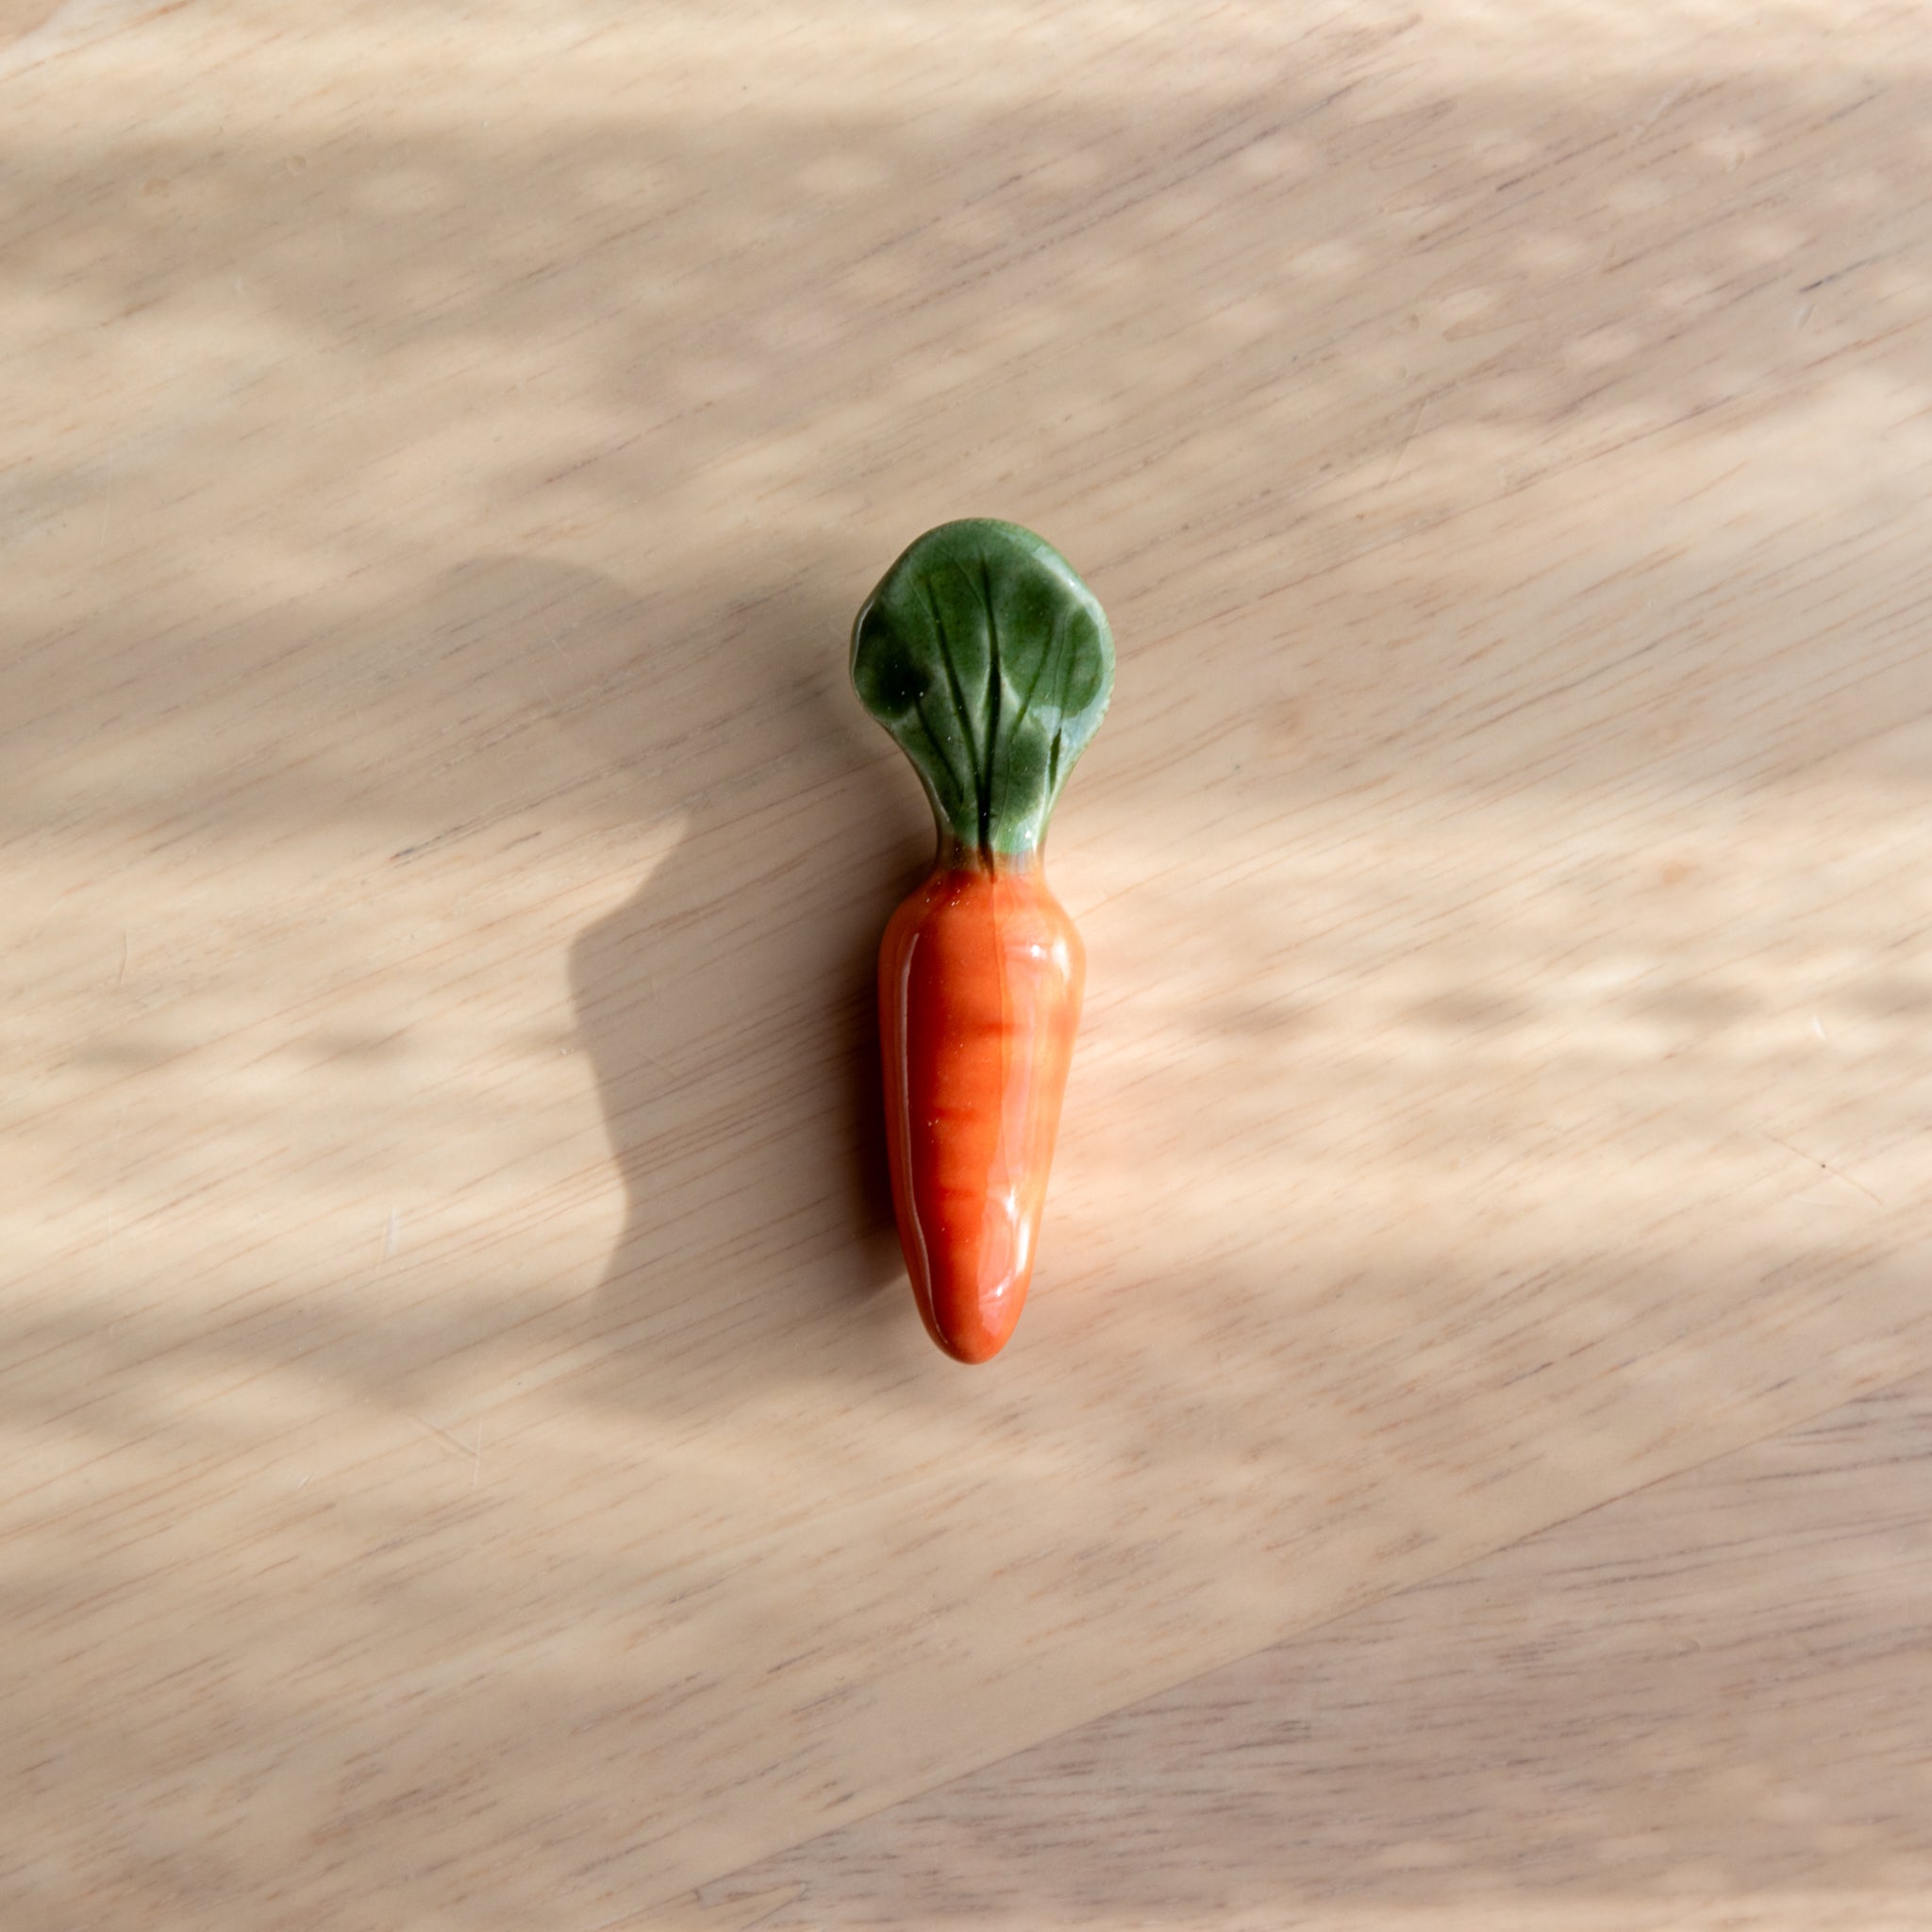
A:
852,519,1114,1362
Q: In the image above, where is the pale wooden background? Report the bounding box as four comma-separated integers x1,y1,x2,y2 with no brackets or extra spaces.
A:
3,1,1929,1927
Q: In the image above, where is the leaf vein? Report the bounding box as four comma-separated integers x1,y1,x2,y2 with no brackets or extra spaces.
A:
923,580,983,820
979,556,1002,854
911,691,974,819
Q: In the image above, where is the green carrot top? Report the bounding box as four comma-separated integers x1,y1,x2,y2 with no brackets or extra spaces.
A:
851,519,1114,859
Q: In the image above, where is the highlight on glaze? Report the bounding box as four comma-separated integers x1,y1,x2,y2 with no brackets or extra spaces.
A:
852,519,1114,1362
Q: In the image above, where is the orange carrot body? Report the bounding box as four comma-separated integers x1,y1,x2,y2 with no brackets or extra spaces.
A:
878,852,1084,1364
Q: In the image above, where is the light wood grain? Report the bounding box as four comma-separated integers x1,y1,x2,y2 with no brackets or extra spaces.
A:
681,1373,1932,1931
2,0,1929,1926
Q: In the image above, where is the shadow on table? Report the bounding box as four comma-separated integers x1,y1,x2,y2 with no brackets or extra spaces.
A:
444,556,924,1378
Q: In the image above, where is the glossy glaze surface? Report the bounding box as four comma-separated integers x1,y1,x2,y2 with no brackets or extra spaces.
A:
854,519,1112,1359
879,852,1084,1364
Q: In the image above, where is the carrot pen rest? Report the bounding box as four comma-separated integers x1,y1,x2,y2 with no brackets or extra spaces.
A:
851,519,1115,1363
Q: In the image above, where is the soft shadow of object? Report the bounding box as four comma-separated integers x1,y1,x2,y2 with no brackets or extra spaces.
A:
452,554,922,1383
568,811,915,1319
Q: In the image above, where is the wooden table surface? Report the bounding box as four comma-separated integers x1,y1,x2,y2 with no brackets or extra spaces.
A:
5,2,1929,1926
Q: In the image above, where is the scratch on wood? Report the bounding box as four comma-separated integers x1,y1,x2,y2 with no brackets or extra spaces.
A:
408,1412,474,1464
1629,84,1689,141
1382,398,1427,489
1765,1133,1883,1207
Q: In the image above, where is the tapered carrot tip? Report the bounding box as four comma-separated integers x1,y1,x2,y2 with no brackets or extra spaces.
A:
853,520,1113,1363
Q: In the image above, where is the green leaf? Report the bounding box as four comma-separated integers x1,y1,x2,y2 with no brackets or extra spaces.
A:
851,519,1114,858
